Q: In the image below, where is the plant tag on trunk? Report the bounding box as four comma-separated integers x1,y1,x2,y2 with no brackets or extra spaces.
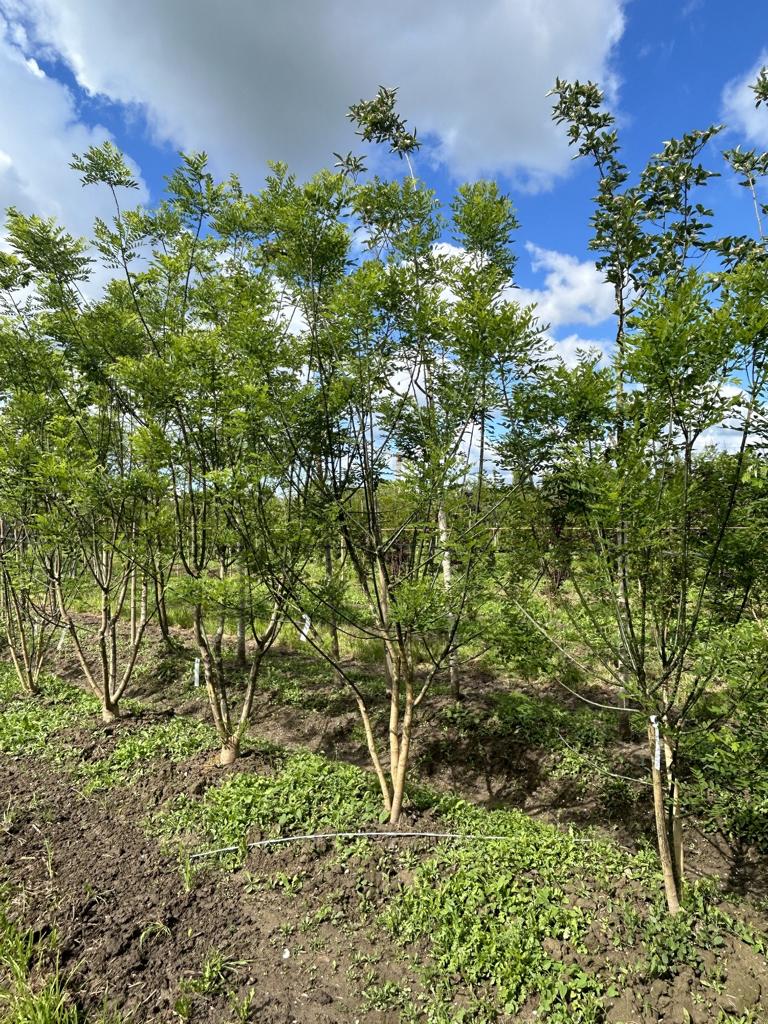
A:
299,615,311,642
193,658,200,688
650,715,661,770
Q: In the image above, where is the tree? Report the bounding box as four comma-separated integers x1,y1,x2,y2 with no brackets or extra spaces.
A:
249,94,540,823
498,77,768,913
72,146,311,760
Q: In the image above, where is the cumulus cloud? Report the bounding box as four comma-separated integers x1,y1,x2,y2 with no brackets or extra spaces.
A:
548,332,610,368
0,11,147,255
722,51,768,147
515,243,616,329
2,0,623,185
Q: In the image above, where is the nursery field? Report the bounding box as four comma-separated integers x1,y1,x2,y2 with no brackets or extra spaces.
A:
1,629,767,1024
4,65,768,1024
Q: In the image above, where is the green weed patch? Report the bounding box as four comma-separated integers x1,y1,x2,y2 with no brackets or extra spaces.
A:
154,749,384,861
385,799,636,1022
0,669,100,756
0,886,121,1024
78,717,217,791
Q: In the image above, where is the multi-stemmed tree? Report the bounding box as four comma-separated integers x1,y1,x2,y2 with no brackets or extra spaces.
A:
238,91,543,822
0,208,154,718
499,74,768,913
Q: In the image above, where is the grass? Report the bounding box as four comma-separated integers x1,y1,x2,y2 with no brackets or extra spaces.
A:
439,688,617,754
150,738,766,1020
0,668,100,757
383,798,633,1023
77,717,217,791
3,658,767,1023
172,948,249,1021
382,797,768,1022
259,657,382,715
0,886,123,1024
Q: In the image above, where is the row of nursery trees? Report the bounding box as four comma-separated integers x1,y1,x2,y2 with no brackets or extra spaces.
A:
2,76,768,914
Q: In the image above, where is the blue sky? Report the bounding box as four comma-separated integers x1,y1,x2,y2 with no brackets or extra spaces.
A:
0,0,766,370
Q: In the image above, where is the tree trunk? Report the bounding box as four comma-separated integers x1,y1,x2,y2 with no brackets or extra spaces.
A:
219,736,239,766
437,500,460,701
617,683,631,741
129,563,137,646
324,542,342,683
648,721,681,914
102,697,119,724
353,693,392,813
236,607,247,671
389,690,414,824
153,561,174,651
663,733,684,892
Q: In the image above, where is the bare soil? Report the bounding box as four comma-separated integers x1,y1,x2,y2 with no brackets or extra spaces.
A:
0,742,419,1023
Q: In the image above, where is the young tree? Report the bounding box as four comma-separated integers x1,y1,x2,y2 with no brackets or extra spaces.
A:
499,78,768,913
73,145,310,760
0,209,152,717
251,94,541,823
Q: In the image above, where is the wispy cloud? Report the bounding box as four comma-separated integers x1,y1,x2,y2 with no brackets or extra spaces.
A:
722,51,768,147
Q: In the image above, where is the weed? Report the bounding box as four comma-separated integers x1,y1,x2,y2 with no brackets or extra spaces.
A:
138,920,172,950
178,851,201,894
154,750,383,864
227,986,256,1022
0,890,81,1024
1,797,17,832
362,976,402,1008
243,870,304,896
78,717,216,791
382,797,642,1022
185,948,245,995
172,993,192,1021
0,672,99,756
43,837,55,879
300,903,344,932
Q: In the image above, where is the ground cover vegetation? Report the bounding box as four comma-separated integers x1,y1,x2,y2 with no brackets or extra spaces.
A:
2,73,768,1022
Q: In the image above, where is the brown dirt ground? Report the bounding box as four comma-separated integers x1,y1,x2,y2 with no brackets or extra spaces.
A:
0,742,427,1024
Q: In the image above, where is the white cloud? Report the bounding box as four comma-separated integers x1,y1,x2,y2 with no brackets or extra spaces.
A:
722,52,768,148
548,332,610,368
3,0,624,185
0,12,148,251
515,243,616,329
695,425,744,454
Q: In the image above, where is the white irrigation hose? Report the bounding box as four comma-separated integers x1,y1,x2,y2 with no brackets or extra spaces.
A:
188,829,529,860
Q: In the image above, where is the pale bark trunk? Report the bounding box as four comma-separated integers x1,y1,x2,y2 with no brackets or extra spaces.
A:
617,682,631,741
389,678,414,824
129,560,137,647
356,694,392,813
324,542,342,682
219,737,239,766
649,723,681,914
236,607,247,670
664,733,684,892
195,601,234,761
437,500,460,701
102,693,119,723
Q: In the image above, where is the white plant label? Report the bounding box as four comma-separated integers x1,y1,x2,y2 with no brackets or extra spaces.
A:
650,715,661,771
